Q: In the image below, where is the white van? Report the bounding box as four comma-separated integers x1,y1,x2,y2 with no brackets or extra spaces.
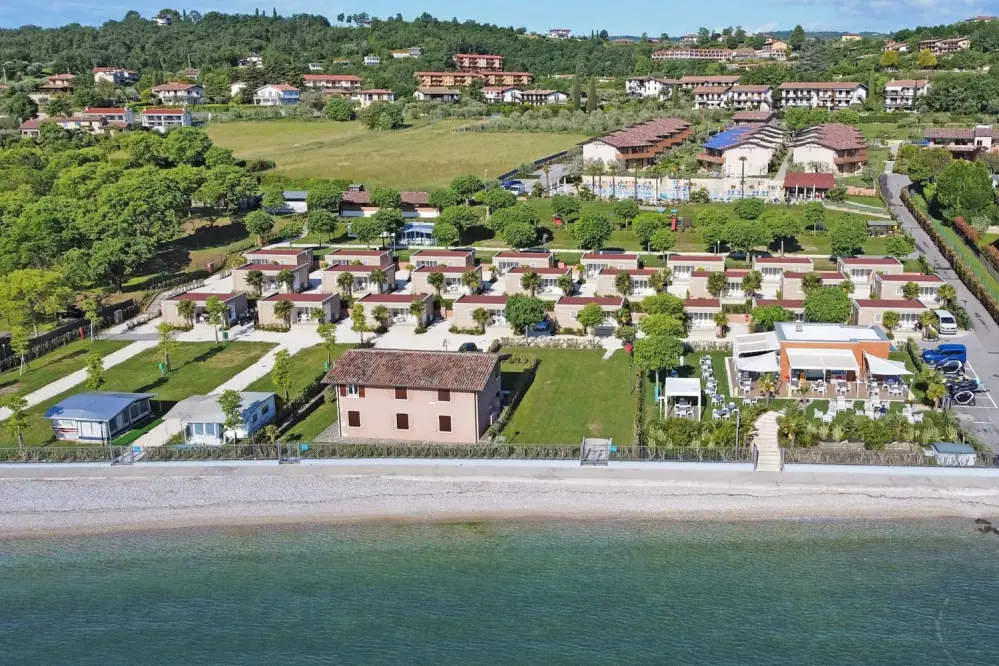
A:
935,309,958,335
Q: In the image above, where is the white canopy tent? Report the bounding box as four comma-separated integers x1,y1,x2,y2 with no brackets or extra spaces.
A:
660,377,702,419
732,332,779,359
736,352,779,374
864,353,913,377
785,348,859,372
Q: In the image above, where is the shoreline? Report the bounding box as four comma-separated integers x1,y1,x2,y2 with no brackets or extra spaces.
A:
2,464,998,538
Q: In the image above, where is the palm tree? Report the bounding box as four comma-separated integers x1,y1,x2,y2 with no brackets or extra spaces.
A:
409,298,426,325
372,304,389,328
937,283,956,307
741,270,763,299
245,270,265,297
713,311,729,338
649,269,669,294
520,270,542,297
882,310,900,336
614,271,633,298
919,309,937,340
472,307,490,333
273,300,293,327
427,271,446,297
177,300,196,327
777,404,806,446
757,373,778,404
926,382,946,408
276,269,295,293
607,160,620,198
369,267,387,294
800,272,823,296
584,159,606,194
542,163,552,193
310,307,326,324
556,274,575,296
461,269,482,295
336,271,355,297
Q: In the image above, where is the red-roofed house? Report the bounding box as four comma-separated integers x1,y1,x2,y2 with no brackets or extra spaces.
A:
232,263,310,294
784,172,836,200
355,292,434,327
409,249,475,268
19,118,43,138
161,292,248,327
873,273,946,304
243,248,313,267
790,124,868,175
253,83,300,105
352,89,395,107
483,86,523,103
580,252,641,277
303,74,363,91
752,255,814,283
257,292,341,326
493,251,555,273
321,261,397,295
595,268,663,296
852,299,928,330
836,256,904,285
752,298,805,319
581,118,694,169
340,190,437,219
82,107,134,125
553,296,624,332
685,298,723,328
151,82,204,105
410,265,483,296
504,266,573,297
781,271,845,297
778,82,867,110
452,294,510,328
139,108,192,132
688,269,751,301
666,253,727,283
324,249,393,267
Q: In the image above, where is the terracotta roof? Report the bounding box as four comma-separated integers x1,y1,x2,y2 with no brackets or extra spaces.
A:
885,80,928,88
167,292,242,302
729,85,771,93
853,299,927,309
668,254,725,263
732,110,776,122
412,265,479,274
597,268,663,276
691,269,748,278
358,293,432,303
508,266,569,275
753,299,805,308
454,294,509,305
357,89,393,94
779,81,864,90
755,256,813,264
234,263,307,272
19,118,43,130
261,292,336,303
83,107,128,114
324,349,500,392
152,82,199,91
582,252,639,261
875,273,944,283
591,117,692,149
140,108,188,115
324,263,390,271
679,75,740,83
411,249,473,257
784,172,836,190
246,248,308,256
261,83,299,92
796,124,866,151
838,257,901,266
326,249,390,257
557,296,625,307
692,85,731,95
783,271,845,279
494,251,553,259
684,298,722,309
924,127,975,140
455,53,503,59
304,74,362,81
415,87,461,95
341,191,431,205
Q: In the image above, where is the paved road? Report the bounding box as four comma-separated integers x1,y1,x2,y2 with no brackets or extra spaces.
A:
882,174,999,449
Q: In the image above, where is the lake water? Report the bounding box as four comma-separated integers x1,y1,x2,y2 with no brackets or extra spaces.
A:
2,518,997,665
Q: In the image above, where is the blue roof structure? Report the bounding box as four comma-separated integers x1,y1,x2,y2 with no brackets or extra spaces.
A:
930,442,976,454
44,392,155,422
283,190,308,200
703,126,756,151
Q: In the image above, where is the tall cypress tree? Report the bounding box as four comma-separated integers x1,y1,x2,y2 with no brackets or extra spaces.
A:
586,77,597,112
572,64,582,110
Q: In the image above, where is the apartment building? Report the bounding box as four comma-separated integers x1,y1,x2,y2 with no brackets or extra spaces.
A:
678,75,740,89
521,89,568,106
728,85,773,111
353,89,395,107
454,53,504,71
151,82,204,105
790,123,868,175
548,28,572,39
778,82,867,110
882,39,909,53
91,67,138,85
414,71,533,87
696,124,785,177
923,125,999,156
625,76,679,100
413,87,461,103
302,74,363,91
692,86,731,110
919,36,971,55
652,48,732,61
138,108,192,132
483,86,522,103
884,80,930,112
582,117,693,169
81,107,134,126
253,83,300,105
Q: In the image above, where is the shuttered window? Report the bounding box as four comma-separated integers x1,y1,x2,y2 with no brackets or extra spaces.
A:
395,387,408,400
437,389,450,402
347,411,360,428
439,415,452,432
396,413,409,430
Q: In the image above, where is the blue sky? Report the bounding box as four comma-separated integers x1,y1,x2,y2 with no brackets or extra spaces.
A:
1,0,995,33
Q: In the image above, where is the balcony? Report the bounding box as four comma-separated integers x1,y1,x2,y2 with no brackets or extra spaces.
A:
696,152,725,165
833,151,868,165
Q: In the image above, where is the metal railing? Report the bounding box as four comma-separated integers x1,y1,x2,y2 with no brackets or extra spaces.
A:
782,448,998,467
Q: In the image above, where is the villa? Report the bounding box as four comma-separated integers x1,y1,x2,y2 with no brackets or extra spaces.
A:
452,294,510,328
504,266,573,297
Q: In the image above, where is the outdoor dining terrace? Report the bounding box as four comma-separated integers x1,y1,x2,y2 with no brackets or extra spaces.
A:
725,362,914,403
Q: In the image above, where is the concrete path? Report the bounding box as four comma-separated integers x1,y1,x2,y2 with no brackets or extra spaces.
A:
882,174,999,449
751,410,782,472
0,341,157,421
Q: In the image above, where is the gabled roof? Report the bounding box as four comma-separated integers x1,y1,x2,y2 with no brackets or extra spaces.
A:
341,191,431,205
853,298,928,309
152,82,199,91
304,74,362,81
324,349,500,392
875,273,944,283
556,296,624,307
784,172,836,190
795,123,866,151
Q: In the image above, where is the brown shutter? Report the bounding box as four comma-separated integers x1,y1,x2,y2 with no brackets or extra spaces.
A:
396,413,409,430
395,387,408,400
339,386,347,397
347,411,360,427
358,386,366,398
437,389,450,402
439,415,452,432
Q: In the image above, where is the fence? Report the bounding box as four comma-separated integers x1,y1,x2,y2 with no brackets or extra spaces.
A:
783,447,998,467
496,150,570,183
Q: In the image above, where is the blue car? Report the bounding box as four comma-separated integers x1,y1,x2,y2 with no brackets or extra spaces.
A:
921,344,967,366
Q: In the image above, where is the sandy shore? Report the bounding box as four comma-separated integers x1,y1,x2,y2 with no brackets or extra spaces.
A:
1,463,998,537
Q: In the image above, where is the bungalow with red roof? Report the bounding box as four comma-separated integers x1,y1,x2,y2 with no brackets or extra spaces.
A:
553,296,624,333
324,249,393,267
409,249,475,268
139,108,192,132
232,262,310,295
253,83,300,105
151,82,204,105
685,298,723,329
666,253,726,283
257,292,341,327
784,172,836,200
923,125,999,156
752,255,814,283
244,248,313,267
161,292,248,327
580,252,641,277
19,118,43,138
595,268,663,297
872,273,946,304
790,123,868,175
781,271,846,298
688,269,751,301
752,298,805,320
322,261,397,294
410,264,483,296
355,292,434,327
340,191,438,219
453,294,510,328
836,256,904,285
504,266,573,297
852,298,928,330
492,251,555,273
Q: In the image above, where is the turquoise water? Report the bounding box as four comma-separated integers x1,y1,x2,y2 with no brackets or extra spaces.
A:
2,519,998,665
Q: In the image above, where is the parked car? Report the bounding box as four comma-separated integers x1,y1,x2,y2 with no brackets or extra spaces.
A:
503,180,525,195
921,343,966,366
934,309,958,335
457,342,479,352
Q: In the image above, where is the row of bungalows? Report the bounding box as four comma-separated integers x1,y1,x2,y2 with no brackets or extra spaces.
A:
581,118,694,169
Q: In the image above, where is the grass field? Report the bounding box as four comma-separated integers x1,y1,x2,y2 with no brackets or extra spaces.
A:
206,119,588,190
8,342,275,447
246,343,351,407
500,348,637,444
0,340,130,397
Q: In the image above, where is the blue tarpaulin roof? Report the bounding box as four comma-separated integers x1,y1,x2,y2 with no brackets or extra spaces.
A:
703,126,755,151
44,392,155,422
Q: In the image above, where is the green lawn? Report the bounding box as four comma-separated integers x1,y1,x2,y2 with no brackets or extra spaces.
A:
246,343,351,407
845,195,885,208
930,218,999,301
0,339,129,396
7,342,276,447
500,348,637,444
856,122,913,141
283,402,337,443
207,119,587,190
645,351,729,422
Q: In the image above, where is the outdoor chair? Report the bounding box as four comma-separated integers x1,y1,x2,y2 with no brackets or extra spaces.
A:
822,411,834,424
813,409,825,421
711,409,721,420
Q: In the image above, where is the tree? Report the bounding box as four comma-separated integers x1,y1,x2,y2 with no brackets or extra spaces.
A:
633,212,668,248
44,96,72,117
350,217,382,248
427,271,446,296
916,48,937,69
489,204,540,235
725,220,772,257
572,64,582,109
801,272,824,295
336,271,355,297
350,302,368,342
370,187,402,209
218,390,243,444
642,293,685,319
504,294,547,337
763,211,803,255
571,214,612,250
938,283,957,307
840,277,855,295
317,322,337,365
163,127,213,166
261,184,286,211
701,222,728,253
741,270,763,298
804,286,851,323
884,234,914,259
157,322,177,372
432,221,460,248
935,160,995,219
368,267,387,294
7,93,37,122
576,302,606,336
586,77,597,112
244,210,274,246
789,24,806,51
503,222,538,249
309,209,338,244
272,348,293,401
706,271,729,299
905,148,952,185
828,219,867,256
451,175,484,204
649,269,669,294
306,181,344,213
472,307,490,333
879,49,899,69
733,197,765,220
177,299,196,327
84,298,102,342
372,208,405,241
919,310,937,339
902,281,921,300
639,314,685,337
803,201,825,235
83,351,104,390
276,269,295,293
926,381,947,407
461,269,482,294
10,326,30,376
323,97,354,121
557,274,575,296
195,166,259,224
480,188,517,214
520,270,542,297
614,271,633,298
1,392,28,448
713,311,729,338
428,188,459,210
751,305,795,332
882,310,900,335
439,205,482,230
204,295,228,344
408,298,426,324
633,335,684,389
613,199,640,225
551,195,581,220
359,101,404,130
0,269,73,337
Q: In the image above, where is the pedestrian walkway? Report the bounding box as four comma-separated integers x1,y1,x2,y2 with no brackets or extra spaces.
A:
751,410,782,472
0,341,157,421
